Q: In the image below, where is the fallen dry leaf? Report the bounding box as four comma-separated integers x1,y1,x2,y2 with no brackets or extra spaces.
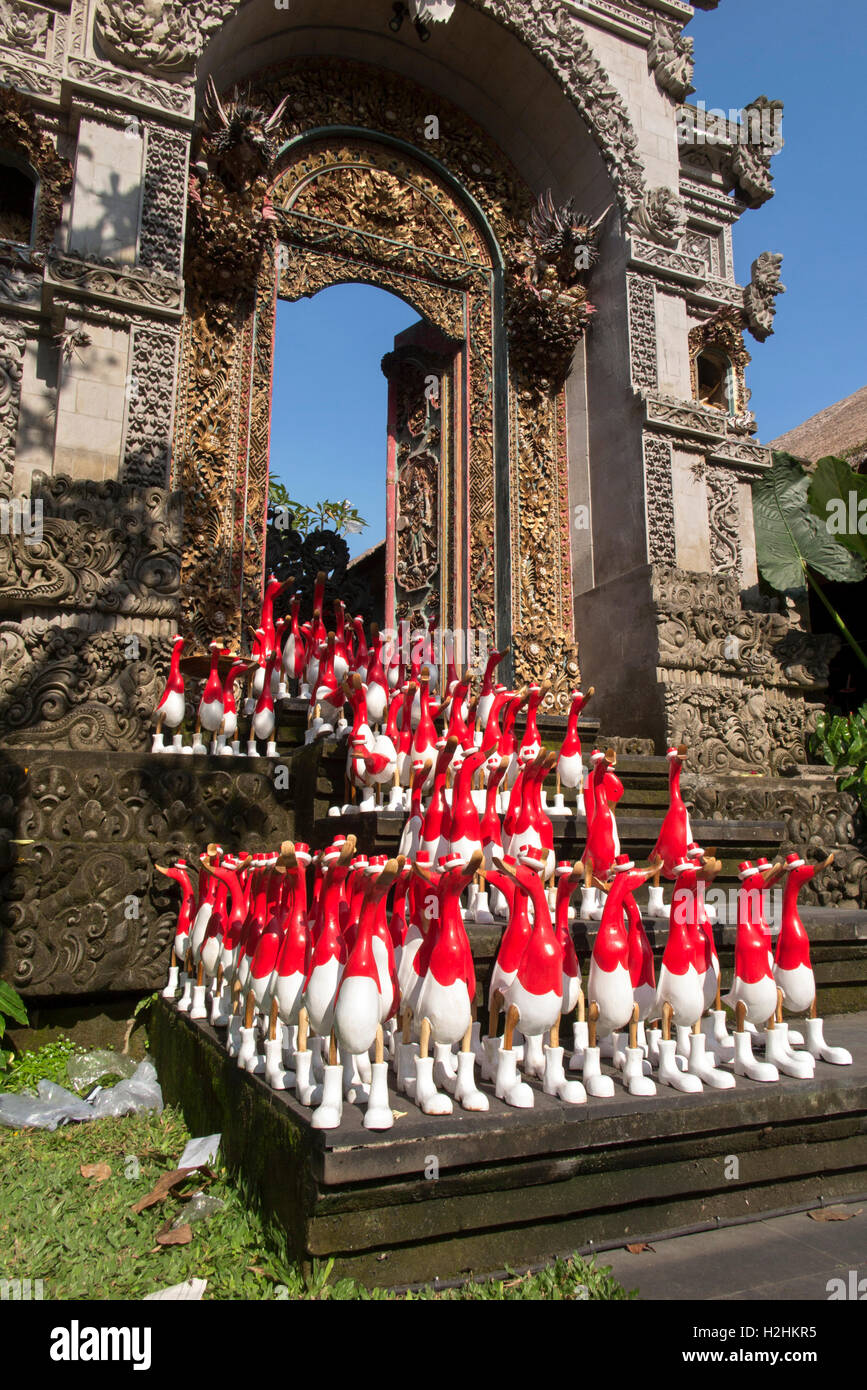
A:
131,1168,198,1215
808,1208,860,1222
155,1219,192,1246
80,1163,111,1183
625,1242,655,1254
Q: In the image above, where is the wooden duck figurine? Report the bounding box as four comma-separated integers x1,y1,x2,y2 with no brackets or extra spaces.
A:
409,849,489,1113
585,854,652,1097
554,687,594,811
648,745,691,919
724,862,781,1082
775,852,851,1065
152,634,186,751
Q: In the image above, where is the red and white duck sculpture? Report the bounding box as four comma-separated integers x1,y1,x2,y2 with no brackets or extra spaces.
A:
409,850,489,1113
775,851,851,1065
585,854,654,1098
724,862,781,1082
152,635,187,752
554,687,593,812
648,745,692,918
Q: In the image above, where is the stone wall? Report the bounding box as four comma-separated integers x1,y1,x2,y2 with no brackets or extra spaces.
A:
0,744,319,999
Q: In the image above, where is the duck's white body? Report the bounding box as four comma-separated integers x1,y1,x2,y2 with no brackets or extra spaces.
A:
507,977,561,1039
335,974,380,1056
655,962,704,1026
304,955,343,1037
199,697,224,733
723,972,778,1027
587,959,634,1039
415,973,471,1048
556,752,583,791
773,961,815,1016
272,967,305,1024
160,688,186,729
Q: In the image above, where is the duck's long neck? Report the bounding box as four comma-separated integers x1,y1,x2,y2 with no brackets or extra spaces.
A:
780,866,812,943
561,694,583,756
166,638,185,693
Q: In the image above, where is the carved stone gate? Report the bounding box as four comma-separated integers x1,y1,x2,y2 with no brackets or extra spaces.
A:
174,59,581,705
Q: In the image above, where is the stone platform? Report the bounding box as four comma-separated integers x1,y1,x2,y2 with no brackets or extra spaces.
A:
150,1001,867,1288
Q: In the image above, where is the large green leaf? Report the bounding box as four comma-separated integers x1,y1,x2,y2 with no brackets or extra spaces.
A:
0,980,28,1026
807,455,867,564
753,453,867,593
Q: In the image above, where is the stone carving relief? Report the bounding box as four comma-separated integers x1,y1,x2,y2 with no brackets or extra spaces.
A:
0,243,42,308
47,254,183,312
627,274,658,391
685,774,867,909
381,345,449,627
743,251,785,343
729,97,784,207
507,192,606,392
93,0,238,79
139,127,189,278
652,565,839,774
0,86,73,250
647,17,695,101
0,1,51,57
466,0,645,215
0,322,25,499
0,619,175,751
631,187,687,248
644,433,676,564
0,472,182,615
122,326,178,488
705,462,741,576
0,749,314,995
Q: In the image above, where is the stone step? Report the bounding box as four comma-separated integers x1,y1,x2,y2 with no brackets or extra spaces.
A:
151,1003,867,1289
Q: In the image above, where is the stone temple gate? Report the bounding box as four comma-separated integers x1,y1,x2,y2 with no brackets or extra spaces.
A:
0,0,835,768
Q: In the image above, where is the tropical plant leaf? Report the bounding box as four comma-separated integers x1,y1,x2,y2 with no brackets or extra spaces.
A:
807,456,867,564
752,453,867,593
0,980,29,1027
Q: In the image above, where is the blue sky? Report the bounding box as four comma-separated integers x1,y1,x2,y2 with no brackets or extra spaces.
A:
270,1,867,552
270,286,416,558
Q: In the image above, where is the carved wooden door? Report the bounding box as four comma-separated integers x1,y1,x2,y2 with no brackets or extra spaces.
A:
382,323,457,635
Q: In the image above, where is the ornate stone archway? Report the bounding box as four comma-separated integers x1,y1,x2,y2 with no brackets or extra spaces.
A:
175,58,597,705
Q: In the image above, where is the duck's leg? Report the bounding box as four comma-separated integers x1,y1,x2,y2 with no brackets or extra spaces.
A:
481,990,504,1080
804,993,853,1065
544,1011,586,1104
568,987,588,1070
657,1002,701,1092
176,947,194,1013
732,1001,778,1082
762,989,814,1077
413,1018,452,1115
687,1015,734,1089
579,858,597,920
312,1029,344,1129
237,989,264,1073
293,1007,320,1105
495,1006,534,1108
623,1004,655,1097
364,1025,394,1130
581,1001,614,1097
454,1020,489,1111
396,1007,419,1096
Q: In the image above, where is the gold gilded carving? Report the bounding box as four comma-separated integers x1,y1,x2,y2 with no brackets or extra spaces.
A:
0,86,72,251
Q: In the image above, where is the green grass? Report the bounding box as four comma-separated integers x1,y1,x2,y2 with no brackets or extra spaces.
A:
0,1104,634,1301
0,1036,78,1094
